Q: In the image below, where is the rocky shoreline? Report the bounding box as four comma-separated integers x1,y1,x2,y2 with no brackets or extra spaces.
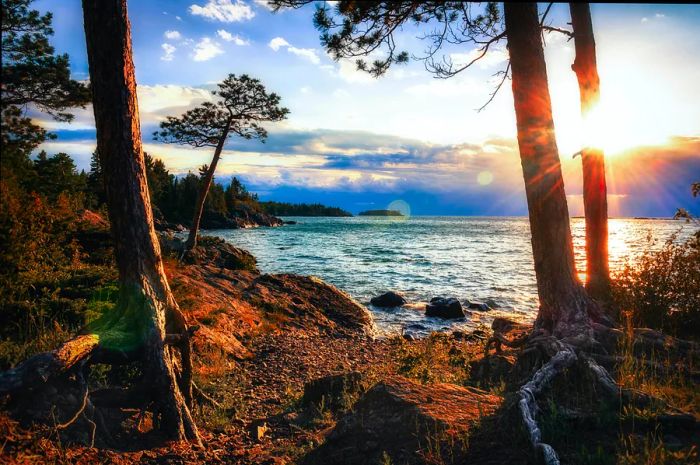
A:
153,205,284,234
2,213,698,465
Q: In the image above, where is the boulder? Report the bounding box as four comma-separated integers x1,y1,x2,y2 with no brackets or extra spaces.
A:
161,235,258,272
302,372,364,414
425,297,465,319
303,376,501,465
245,274,375,336
467,301,490,311
370,291,407,308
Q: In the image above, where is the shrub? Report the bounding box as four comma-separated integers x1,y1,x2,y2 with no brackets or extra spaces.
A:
611,232,700,340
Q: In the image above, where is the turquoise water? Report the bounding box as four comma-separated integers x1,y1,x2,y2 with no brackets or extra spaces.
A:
205,217,695,336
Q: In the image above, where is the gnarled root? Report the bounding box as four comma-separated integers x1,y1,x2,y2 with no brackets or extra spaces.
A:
517,345,577,465
515,331,694,464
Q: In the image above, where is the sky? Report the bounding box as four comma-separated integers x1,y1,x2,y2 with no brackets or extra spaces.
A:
32,1,700,216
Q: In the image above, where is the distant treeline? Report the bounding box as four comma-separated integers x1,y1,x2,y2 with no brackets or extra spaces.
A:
260,201,352,217
91,153,281,228
6,149,349,228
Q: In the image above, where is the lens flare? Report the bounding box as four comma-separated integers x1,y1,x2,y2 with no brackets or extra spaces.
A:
477,171,494,186
387,199,411,219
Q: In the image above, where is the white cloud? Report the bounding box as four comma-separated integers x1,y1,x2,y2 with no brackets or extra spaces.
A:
268,36,289,51
189,0,255,22
450,46,508,70
138,84,213,114
641,17,648,23
300,86,312,94
176,15,182,21
287,46,320,64
164,30,182,40
192,37,224,61
655,13,665,18
253,0,274,10
268,37,320,64
335,59,374,84
161,43,176,61
217,29,249,45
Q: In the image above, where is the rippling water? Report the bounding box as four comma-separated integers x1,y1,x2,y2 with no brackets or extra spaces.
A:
205,217,695,336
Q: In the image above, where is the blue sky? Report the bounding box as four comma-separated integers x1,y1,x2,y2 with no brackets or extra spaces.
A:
33,1,700,216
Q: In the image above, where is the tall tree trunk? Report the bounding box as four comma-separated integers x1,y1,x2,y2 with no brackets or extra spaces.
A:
504,3,593,338
82,0,199,443
570,3,611,302
185,123,231,250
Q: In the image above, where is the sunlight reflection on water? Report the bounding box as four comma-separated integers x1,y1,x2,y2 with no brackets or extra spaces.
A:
206,217,696,337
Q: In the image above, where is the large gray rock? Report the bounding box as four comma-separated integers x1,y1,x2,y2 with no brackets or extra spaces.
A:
425,297,465,319
370,291,407,308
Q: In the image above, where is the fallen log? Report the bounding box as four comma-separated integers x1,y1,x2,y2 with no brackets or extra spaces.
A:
0,334,100,395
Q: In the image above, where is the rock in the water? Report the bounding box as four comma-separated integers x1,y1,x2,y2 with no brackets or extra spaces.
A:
303,376,501,465
484,299,499,309
425,297,465,319
468,301,490,311
370,291,407,308
302,372,364,414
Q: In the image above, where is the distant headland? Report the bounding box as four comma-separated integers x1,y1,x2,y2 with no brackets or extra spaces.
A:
358,209,405,216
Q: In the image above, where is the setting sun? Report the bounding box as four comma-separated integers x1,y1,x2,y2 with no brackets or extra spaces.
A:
557,99,672,157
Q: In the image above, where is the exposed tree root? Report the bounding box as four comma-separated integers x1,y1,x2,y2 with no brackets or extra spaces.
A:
517,345,577,465
55,375,89,430
513,327,696,465
192,382,222,408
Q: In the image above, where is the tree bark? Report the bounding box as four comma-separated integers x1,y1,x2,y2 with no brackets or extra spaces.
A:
185,123,231,250
82,0,199,443
504,3,593,338
570,3,611,302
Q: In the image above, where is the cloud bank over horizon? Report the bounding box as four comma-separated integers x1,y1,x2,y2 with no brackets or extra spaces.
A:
30,1,700,217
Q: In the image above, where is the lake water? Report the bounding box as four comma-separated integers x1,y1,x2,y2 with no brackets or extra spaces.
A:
205,217,695,337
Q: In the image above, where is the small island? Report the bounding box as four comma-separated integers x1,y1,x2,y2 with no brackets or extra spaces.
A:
358,209,405,216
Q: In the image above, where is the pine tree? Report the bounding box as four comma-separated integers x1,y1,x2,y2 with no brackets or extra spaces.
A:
1,0,90,180
154,74,288,249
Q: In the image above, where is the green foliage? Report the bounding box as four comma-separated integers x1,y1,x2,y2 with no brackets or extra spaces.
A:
1,0,90,118
32,151,88,201
260,201,351,217
394,333,471,385
0,0,90,182
272,1,503,78
611,234,700,339
0,151,116,369
153,73,289,147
